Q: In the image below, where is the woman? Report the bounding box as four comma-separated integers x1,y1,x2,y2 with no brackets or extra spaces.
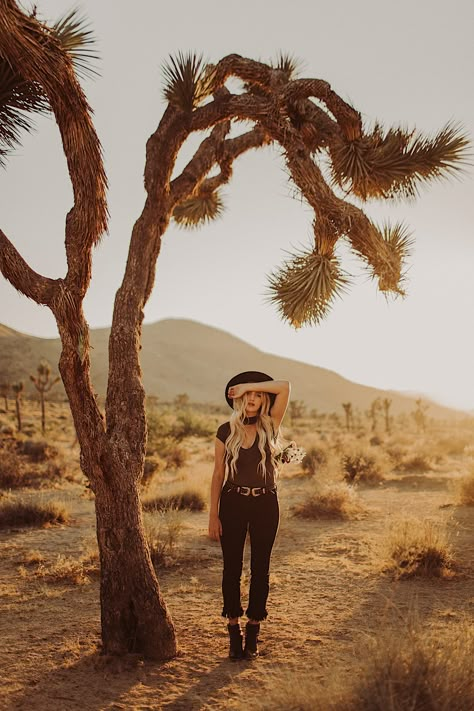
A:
208,371,291,660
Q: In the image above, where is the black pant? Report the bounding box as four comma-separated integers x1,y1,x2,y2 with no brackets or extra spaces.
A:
219,483,280,621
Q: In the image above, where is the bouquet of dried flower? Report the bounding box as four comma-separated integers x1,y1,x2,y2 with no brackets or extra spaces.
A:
276,441,306,464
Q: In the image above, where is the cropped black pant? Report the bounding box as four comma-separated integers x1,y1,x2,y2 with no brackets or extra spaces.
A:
219,483,280,621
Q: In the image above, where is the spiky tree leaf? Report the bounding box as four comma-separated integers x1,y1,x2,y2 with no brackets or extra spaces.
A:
271,52,301,81
267,247,349,328
163,53,216,112
330,122,470,200
376,222,414,293
173,191,224,228
51,9,99,79
0,8,99,167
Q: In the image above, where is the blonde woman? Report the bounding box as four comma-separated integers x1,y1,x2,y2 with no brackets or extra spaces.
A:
208,371,291,660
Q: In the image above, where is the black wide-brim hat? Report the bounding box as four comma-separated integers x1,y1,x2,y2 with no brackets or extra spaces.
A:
225,371,276,410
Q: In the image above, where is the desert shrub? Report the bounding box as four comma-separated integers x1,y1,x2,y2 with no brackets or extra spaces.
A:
18,439,58,462
397,452,434,472
144,510,183,567
301,444,329,476
369,435,383,446
171,411,215,441
247,625,474,711
142,489,205,512
293,483,362,520
20,552,99,585
0,450,27,489
384,518,454,579
385,444,406,467
341,446,389,484
435,433,474,457
459,465,474,505
0,499,69,528
147,412,188,469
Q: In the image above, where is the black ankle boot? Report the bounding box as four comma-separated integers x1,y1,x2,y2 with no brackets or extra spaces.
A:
227,623,243,660
244,622,260,659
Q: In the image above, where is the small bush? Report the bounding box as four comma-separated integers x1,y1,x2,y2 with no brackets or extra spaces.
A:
18,440,57,462
459,466,474,505
397,452,434,473
20,552,99,585
142,489,205,512
293,483,362,520
301,445,329,477
0,499,69,528
384,518,454,579
172,411,215,441
341,447,389,484
144,510,183,567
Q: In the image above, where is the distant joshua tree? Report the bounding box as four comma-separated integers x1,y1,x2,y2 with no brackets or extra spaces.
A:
413,398,429,433
342,402,354,431
11,381,23,431
173,393,190,409
0,1,468,660
0,381,9,411
30,360,60,433
367,398,382,432
289,400,307,420
382,398,392,434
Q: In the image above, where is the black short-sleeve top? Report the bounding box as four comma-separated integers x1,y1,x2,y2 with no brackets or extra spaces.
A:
216,421,275,488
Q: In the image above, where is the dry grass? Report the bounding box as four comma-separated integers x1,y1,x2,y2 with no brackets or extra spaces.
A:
458,463,474,505
0,499,69,528
293,483,363,520
383,518,454,579
247,623,474,711
19,551,99,585
142,488,205,512
144,509,184,567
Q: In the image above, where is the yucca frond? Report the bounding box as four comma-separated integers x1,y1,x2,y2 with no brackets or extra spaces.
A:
267,247,349,328
163,53,216,112
271,52,301,81
173,191,224,228
376,222,413,293
330,122,470,200
0,58,48,166
51,9,99,79
0,8,99,168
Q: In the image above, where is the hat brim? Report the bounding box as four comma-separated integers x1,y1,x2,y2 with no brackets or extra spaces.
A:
225,371,276,410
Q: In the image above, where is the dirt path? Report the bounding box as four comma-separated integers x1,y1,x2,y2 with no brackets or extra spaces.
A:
2,469,474,710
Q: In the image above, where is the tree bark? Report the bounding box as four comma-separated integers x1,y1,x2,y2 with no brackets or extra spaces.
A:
94,473,177,659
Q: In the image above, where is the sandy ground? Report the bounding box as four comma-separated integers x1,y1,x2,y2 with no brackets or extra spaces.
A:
2,463,474,710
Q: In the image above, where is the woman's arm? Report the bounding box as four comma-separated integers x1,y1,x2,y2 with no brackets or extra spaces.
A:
228,379,291,430
208,437,226,541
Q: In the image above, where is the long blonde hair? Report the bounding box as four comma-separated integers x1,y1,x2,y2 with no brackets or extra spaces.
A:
225,392,281,482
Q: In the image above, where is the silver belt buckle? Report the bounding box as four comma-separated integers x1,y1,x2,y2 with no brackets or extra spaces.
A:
252,487,264,496
239,486,251,496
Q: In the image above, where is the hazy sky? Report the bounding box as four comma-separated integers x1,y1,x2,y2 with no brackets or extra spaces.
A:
1,0,473,411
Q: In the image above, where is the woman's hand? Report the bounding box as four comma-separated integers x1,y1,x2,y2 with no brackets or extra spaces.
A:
208,513,222,541
227,383,248,400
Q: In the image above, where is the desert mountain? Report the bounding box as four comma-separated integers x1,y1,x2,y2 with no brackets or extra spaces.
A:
0,319,462,418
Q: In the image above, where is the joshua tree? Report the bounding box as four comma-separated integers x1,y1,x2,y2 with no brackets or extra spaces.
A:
11,381,23,431
30,360,60,433
289,399,307,420
342,401,353,431
382,397,392,434
412,398,429,433
367,398,382,432
173,393,190,409
0,2,468,660
0,381,9,411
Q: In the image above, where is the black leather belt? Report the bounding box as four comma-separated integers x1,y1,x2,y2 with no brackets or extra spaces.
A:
224,482,276,497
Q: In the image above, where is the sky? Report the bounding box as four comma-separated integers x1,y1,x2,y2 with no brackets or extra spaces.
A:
1,0,473,411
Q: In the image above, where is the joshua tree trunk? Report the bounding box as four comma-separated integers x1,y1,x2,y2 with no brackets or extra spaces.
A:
15,395,21,431
40,392,45,433
94,474,176,658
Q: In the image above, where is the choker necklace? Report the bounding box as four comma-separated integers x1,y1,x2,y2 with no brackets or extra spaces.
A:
243,415,258,425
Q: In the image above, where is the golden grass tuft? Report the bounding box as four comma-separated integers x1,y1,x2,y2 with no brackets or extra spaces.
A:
142,488,205,513
383,518,454,579
459,463,474,505
0,499,69,528
293,482,363,520
246,623,474,711
144,509,184,568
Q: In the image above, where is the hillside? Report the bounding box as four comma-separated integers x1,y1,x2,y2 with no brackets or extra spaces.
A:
0,318,462,417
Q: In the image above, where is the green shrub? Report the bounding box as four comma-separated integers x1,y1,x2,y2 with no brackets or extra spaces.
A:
171,411,215,441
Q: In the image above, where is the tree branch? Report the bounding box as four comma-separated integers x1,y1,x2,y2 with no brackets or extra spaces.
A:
0,228,58,304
